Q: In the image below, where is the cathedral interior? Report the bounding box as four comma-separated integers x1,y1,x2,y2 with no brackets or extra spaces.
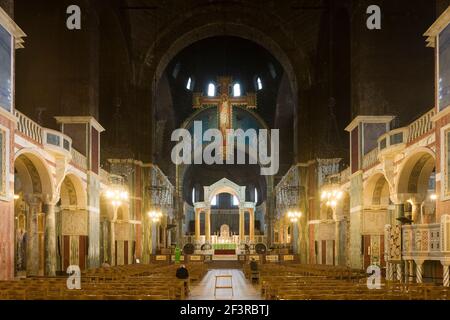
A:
1,0,450,304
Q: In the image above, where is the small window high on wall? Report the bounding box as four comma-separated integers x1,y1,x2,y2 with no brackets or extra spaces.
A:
192,188,195,204
186,77,192,90
211,195,217,206
257,77,263,90
208,83,216,97
255,188,258,204
233,83,241,97
233,195,239,206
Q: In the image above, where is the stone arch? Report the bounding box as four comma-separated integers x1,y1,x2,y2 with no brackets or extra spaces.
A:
14,149,54,198
204,178,246,205
145,15,309,99
364,172,391,207
60,173,87,210
396,148,436,196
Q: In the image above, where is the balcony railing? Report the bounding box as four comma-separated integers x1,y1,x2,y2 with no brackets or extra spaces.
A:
43,128,72,156
402,223,441,258
71,148,87,170
15,110,43,144
407,108,435,143
362,148,379,169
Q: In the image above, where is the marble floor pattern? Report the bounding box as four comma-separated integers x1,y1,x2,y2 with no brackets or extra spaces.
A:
189,269,262,300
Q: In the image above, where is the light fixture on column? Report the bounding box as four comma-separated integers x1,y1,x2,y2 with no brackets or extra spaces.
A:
430,193,438,201
148,210,163,223
287,211,302,223
105,187,129,208
321,187,343,208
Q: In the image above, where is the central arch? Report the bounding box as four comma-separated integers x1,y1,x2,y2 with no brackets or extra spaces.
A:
204,178,246,206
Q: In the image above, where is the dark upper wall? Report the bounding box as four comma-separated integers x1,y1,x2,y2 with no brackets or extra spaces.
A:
0,0,13,16
14,0,100,129
350,0,436,126
5,0,443,168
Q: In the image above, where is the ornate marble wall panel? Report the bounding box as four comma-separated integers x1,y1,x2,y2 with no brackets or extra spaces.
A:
62,210,88,236
362,210,387,235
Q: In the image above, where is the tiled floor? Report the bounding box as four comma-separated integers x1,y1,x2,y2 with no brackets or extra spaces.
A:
189,269,262,300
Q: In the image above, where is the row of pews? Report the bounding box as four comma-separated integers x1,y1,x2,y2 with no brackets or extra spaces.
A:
0,263,208,300
243,264,450,300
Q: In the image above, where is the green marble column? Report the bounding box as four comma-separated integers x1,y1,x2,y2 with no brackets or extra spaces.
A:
44,201,57,276
26,195,41,276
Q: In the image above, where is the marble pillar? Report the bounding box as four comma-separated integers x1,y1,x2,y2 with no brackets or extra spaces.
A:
26,196,41,276
396,263,403,282
110,220,116,266
142,215,151,264
44,201,57,276
409,260,415,283
87,173,101,269
416,261,424,284
443,264,449,287
195,209,200,242
386,263,393,281
239,209,245,243
205,209,211,244
249,209,255,243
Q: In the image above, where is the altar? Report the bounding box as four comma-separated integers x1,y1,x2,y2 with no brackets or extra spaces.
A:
212,225,238,255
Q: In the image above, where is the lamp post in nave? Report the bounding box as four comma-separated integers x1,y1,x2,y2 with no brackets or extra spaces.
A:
287,210,302,253
321,185,345,266
104,181,129,266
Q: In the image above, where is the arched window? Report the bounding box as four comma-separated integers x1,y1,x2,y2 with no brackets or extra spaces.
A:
207,83,216,97
257,77,263,90
255,188,258,204
186,77,192,90
233,83,241,97
192,188,195,204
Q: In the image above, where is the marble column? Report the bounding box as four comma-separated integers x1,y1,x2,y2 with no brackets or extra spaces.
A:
409,260,415,283
87,172,101,269
43,200,57,276
110,220,116,266
141,214,151,263
386,262,393,281
161,218,167,249
442,263,449,287
239,209,245,243
396,263,403,282
334,216,342,266
249,209,255,243
205,209,211,244
416,261,424,284
279,220,284,243
26,195,41,276
195,209,200,242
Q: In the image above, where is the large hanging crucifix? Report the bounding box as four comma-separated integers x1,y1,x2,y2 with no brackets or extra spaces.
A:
192,76,257,158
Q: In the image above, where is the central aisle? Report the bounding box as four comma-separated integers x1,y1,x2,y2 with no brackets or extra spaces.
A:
189,269,262,300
